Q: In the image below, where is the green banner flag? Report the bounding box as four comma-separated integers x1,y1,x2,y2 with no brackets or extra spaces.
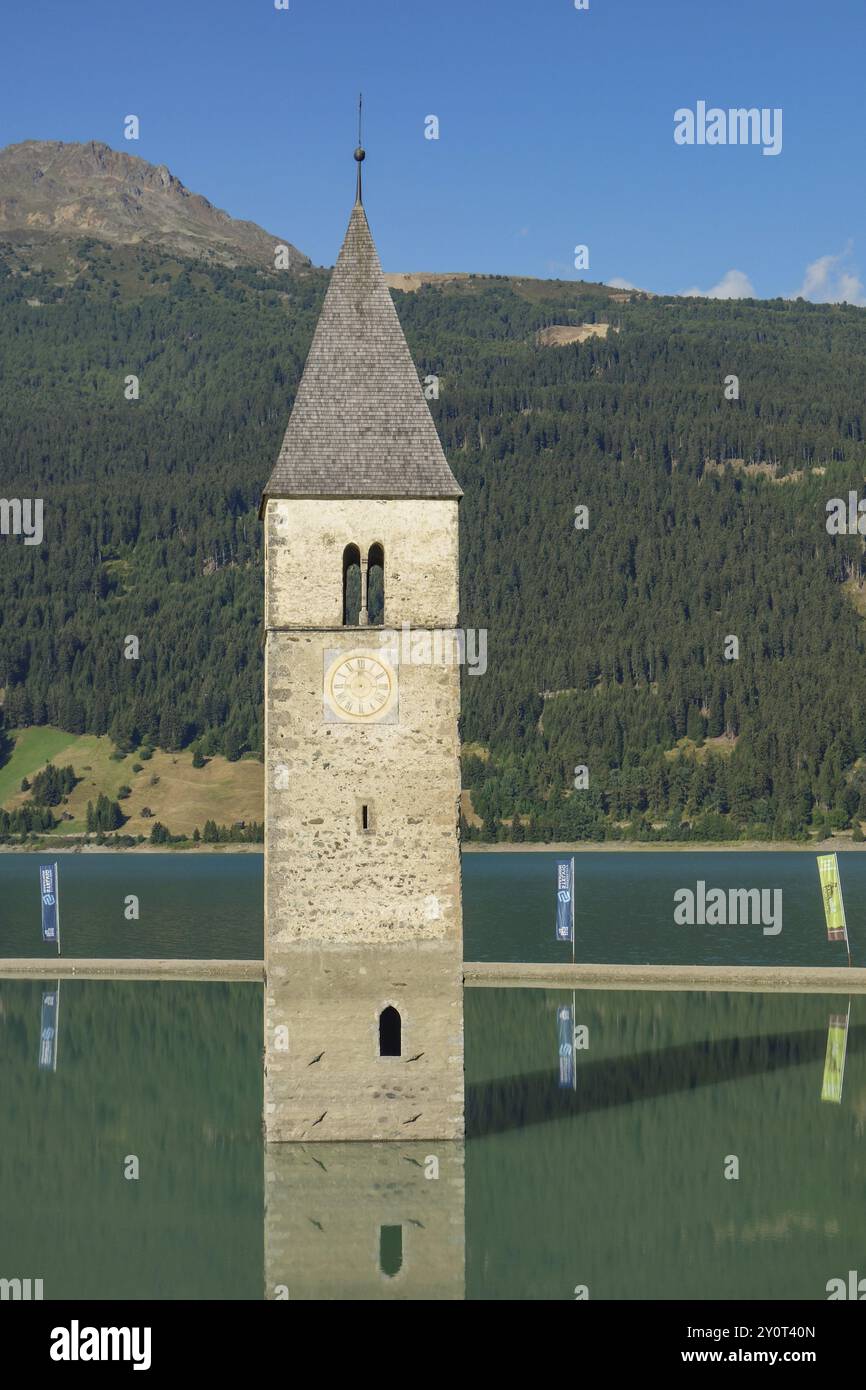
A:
817,853,848,943
821,1012,849,1104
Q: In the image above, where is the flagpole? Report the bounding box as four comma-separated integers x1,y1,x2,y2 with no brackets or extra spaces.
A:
845,906,852,969
839,997,851,1101
55,861,61,957
571,856,575,970
54,980,60,1073
571,857,576,1091
837,853,851,968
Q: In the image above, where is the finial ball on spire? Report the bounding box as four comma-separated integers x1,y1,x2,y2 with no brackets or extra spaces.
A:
354,146,366,163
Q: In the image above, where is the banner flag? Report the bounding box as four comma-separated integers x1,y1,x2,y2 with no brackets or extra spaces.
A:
555,858,575,943
557,1003,574,1089
38,986,59,1073
820,1012,849,1104
817,854,848,943
39,862,60,950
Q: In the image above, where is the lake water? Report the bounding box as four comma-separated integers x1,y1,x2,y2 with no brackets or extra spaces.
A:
0,980,861,1299
0,850,861,966
1,852,862,1299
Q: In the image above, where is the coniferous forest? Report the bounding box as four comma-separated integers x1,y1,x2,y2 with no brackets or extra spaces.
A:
2,235,866,841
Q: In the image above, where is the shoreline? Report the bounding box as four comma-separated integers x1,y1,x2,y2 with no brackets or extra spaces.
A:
0,842,263,854
462,837,862,853
0,837,861,855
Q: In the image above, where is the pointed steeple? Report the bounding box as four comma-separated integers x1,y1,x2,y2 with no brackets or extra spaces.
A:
261,178,462,505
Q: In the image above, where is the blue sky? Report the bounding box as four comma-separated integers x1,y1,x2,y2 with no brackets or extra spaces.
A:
3,0,865,300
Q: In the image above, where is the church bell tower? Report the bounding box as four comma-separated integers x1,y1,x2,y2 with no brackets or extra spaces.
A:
260,148,464,1141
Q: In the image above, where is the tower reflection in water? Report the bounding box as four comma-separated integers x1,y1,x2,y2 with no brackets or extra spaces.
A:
264,1143,465,1300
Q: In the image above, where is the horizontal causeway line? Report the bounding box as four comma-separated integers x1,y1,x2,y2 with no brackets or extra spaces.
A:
463,962,866,992
0,960,863,992
0,959,264,981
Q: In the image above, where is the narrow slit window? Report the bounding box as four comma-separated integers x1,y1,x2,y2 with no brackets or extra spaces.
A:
362,804,369,831
379,1005,401,1057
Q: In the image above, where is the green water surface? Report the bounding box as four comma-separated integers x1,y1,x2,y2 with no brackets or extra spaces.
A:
0,980,862,1300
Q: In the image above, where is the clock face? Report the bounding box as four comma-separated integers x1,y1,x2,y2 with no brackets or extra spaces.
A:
324,650,398,723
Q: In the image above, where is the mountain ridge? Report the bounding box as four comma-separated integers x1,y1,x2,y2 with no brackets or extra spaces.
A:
0,139,309,271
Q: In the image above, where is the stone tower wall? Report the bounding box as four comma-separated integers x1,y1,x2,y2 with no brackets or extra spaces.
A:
265,497,459,629
263,496,464,1141
265,1142,465,1299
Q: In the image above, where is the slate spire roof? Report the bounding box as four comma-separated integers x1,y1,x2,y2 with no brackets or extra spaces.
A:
261,190,462,504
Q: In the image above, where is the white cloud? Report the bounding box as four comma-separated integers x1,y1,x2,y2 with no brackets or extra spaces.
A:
679,268,756,299
606,276,635,290
791,246,866,305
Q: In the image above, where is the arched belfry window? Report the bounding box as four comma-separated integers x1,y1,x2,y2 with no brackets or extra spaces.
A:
367,543,384,626
342,544,361,626
379,1005,401,1057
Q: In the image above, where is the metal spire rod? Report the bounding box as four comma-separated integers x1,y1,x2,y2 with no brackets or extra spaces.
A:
354,92,366,204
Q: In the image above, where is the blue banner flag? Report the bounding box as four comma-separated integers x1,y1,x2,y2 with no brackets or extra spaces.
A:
557,1004,574,1089
39,862,60,951
38,986,59,1072
555,858,575,943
